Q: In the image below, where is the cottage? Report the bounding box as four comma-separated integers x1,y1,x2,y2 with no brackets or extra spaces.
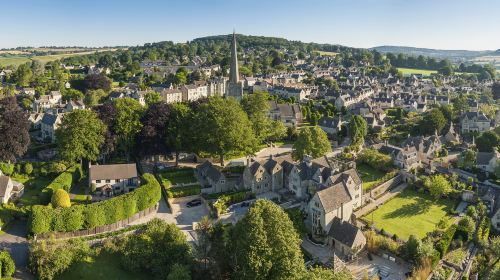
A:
243,155,294,194
195,161,229,194
327,217,366,258
0,175,24,204
476,152,499,174
89,163,140,196
460,112,491,134
318,116,343,134
41,113,63,143
268,101,303,126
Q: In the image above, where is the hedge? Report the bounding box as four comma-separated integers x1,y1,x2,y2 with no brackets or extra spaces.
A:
29,173,161,235
40,165,82,204
166,185,201,198
436,224,457,258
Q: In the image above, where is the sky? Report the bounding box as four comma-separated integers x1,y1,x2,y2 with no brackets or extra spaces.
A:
1,0,499,50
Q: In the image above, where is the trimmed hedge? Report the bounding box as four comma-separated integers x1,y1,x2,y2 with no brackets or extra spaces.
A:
40,165,82,204
436,224,457,258
166,185,201,198
29,173,161,235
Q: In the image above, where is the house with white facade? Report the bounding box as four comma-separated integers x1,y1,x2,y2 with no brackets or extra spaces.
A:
89,163,140,196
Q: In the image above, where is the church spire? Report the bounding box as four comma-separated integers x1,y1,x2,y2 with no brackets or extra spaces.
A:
229,31,239,83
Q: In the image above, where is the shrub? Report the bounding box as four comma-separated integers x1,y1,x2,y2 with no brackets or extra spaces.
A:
0,250,15,279
29,173,161,234
51,189,71,208
24,162,34,175
436,225,457,258
166,185,201,198
41,165,81,204
0,162,14,176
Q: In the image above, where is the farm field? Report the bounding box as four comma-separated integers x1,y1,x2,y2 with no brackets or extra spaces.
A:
362,188,455,240
317,51,338,56
0,48,119,67
397,67,437,76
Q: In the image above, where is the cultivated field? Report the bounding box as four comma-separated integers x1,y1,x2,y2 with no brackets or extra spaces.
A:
0,48,119,67
317,51,338,56
397,67,437,76
362,188,455,240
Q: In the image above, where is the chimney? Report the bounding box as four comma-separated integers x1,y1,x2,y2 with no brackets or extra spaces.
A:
341,202,344,220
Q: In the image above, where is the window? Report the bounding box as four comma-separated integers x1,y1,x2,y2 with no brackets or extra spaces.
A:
116,179,121,183
105,179,111,183
96,180,101,183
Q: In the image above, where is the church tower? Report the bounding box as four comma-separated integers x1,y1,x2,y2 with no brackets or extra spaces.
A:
226,31,243,100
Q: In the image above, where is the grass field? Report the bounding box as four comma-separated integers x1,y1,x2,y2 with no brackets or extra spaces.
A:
158,168,197,187
397,67,437,76
317,51,338,56
10,174,53,206
57,252,147,280
0,49,118,67
357,164,386,191
363,188,455,240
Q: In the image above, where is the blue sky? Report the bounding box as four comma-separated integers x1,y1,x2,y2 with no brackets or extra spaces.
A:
1,0,499,50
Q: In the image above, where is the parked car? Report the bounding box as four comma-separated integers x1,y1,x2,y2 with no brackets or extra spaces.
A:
187,199,202,208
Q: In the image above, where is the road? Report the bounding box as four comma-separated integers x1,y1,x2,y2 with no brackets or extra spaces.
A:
0,221,33,280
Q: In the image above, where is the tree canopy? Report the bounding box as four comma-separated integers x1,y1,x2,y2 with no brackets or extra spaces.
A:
292,126,331,160
0,96,30,162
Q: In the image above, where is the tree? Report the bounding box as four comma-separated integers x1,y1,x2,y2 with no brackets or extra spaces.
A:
62,89,84,102
136,102,171,158
83,74,111,92
83,89,107,107
492,82,500,100
144,91,162,106
292,126,331,160
230,200,305,280
405,235,421,263
195,97,257,166
476,131,500,152
303,267,353,280
114,98,145,158
166,103,192,165
424,175,452,199
94,103,118,162
349,115,368,146
0,250,15,279
419,108,446,135
13,63,33,86
457,216,475,241
51,189,71,208
487,236,500,269
166,264,191,280
458,149,476,169
24,162,33,175
0,97,30,162
56,110,106,163
452,94,469,115
241,91,285,142
120,218,192,279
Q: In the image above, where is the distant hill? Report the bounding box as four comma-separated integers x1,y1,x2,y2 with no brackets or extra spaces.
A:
370,45,494,61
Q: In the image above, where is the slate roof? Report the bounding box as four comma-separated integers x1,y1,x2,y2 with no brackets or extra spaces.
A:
41,114,58,126
0,176,11,197
316,182,352,213
328,217,365,248
90,163,138,181
476,152,497,165
197,161,223,182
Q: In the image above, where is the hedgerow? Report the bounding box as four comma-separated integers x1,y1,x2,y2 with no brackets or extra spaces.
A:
29,173,161,235
40,165,82,204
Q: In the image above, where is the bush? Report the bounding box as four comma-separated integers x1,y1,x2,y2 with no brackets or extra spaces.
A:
41,165,81,204
51,189,71,208
436,225,457,258
24,162,34,175
29,173,161,234
0,162,14,176
0,250,15,279
358,148,393,171
166,185,201,198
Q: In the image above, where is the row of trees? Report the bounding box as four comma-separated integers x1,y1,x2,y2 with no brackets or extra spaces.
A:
56,92,287,166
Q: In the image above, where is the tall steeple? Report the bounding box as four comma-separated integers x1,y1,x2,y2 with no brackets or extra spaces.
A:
229,31,239,83
226,31,243,100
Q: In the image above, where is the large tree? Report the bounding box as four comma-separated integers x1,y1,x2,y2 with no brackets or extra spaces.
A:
241,91,286,142
136,102,171,158
349,115,368,146
166,103,192,165
424,174,452,199
0,97,30,162
292,126,331,160
114,98,145,158
94,103,118,162
83,74,111,92
419,108,446,135
229,200,305,280
56,110,106,163
195,97,257,166
476,131,500,152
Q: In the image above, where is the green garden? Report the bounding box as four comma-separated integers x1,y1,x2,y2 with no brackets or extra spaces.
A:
357,163,387,191
363,188,455,240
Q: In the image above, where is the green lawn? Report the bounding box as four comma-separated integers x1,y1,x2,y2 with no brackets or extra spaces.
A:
57,252,148,280
11,174,53,206
357,164,386,191
363,188,455,240
158,168,196,187
397,67,437,77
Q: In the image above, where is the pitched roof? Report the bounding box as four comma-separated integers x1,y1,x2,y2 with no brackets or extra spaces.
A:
41,114,58,126
316,182,352,213
0,176,12,197
328,217,365,248
90,164,138,181
476,152,498,165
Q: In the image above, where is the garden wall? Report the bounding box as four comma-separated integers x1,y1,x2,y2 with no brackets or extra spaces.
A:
36,204,158,239
368,174,402,199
